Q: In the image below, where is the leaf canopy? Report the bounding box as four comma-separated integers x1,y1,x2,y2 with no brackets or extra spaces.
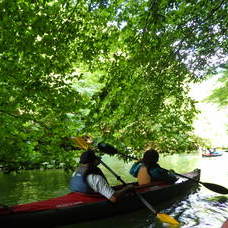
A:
0,0,227,171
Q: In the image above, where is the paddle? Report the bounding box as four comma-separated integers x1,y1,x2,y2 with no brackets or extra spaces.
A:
169,172,228,195
97,158,180,225
97,143,228,195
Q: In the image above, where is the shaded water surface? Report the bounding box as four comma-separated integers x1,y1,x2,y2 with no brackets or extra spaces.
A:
0,153,227,227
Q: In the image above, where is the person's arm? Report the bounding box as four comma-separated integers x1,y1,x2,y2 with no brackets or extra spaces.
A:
137,166,151,185
87,174,134,203
109,185,134,203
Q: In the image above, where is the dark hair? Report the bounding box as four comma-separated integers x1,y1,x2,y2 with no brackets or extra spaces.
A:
79,150,98,164
142,149,159,168
78,150,107,182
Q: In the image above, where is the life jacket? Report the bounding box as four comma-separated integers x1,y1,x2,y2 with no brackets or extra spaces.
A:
129,162,177,184
70,166,94,193
129,162,142,177
69,166,107,193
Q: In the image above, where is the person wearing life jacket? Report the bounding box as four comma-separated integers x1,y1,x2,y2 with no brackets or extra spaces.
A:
129,149,178,185
70,150,133,203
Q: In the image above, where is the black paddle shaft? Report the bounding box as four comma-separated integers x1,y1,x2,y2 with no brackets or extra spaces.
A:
98,159,125,185
174,172,228,194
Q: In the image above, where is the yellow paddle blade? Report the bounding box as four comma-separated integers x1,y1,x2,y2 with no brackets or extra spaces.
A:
157,213,180,225
72,137,90,150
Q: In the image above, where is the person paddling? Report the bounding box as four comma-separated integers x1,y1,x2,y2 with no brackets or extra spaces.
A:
130,149,178,185
70,150,134,203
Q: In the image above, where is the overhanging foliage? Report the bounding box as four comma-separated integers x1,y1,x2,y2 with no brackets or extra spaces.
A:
0,0,227,171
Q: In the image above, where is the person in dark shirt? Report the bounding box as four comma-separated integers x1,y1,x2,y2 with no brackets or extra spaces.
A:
129,149,178,185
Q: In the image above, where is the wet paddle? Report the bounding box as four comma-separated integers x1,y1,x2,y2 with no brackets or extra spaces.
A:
170,172,228,195
97,143,228,195
98,158,179,225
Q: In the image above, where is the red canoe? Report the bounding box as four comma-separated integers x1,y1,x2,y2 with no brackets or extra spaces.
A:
0,169,200,227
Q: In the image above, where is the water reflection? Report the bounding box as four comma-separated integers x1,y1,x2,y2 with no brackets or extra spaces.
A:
0,169,70,205
0,153,228,227
170,193,228,228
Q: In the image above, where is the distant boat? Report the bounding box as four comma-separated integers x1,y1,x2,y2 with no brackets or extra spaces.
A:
202,150,223,157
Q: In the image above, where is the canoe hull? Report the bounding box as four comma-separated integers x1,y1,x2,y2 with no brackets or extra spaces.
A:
202,153,222,157
0,169,200,227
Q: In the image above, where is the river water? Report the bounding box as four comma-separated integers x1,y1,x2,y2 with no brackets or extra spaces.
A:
0,152,227,228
